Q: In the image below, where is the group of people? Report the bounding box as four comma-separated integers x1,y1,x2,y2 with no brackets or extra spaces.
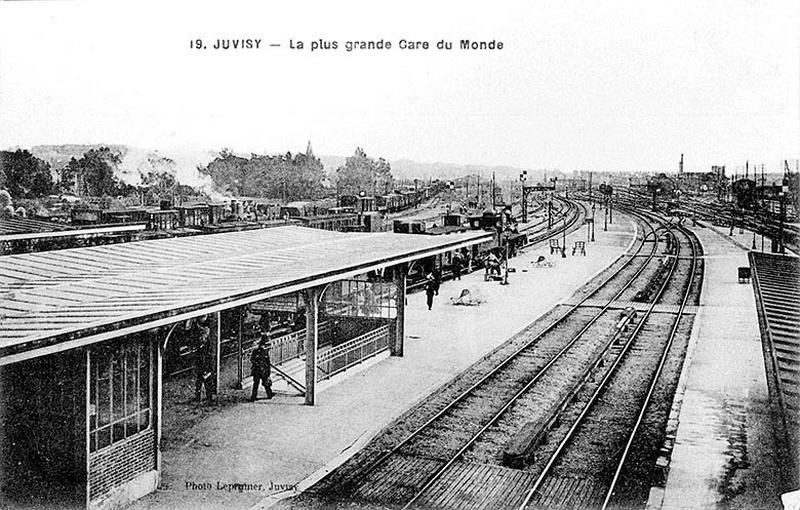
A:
424,250,472,310
192,319,274,404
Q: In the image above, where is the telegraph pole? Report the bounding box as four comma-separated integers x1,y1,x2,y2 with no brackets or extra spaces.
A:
492,171,496,210
520,171,528,223
779,162,788,254
609,193,613,224
761,164,765,252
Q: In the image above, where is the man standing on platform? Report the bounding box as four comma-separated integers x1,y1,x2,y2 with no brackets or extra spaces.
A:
194,321,215,403
250,336,274,401
452,253,463,281
425,274,436,311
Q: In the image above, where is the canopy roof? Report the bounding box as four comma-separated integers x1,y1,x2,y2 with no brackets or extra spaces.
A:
0,225,490,363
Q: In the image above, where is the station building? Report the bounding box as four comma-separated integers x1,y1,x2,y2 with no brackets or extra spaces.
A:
0,225,490,510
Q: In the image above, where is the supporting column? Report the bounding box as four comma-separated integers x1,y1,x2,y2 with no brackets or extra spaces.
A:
236,307,244,389
305,286,320,406
155,337,163,484
210,312,221,396
392,264,408,357
84,349,91,510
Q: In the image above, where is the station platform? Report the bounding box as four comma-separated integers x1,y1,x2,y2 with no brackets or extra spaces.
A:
657,223,785,509
128,217,636,510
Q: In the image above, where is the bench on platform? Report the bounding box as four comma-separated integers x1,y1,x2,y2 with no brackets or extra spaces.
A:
738,266,751,283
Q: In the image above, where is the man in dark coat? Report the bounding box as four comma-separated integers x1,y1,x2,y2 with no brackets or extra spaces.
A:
451,253,462,280
250,337,274,401
432,268,442,295
194,323,215,403
425,274,436,311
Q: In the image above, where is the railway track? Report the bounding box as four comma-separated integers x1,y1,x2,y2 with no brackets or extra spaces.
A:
518,220,700,510
293,208,703,510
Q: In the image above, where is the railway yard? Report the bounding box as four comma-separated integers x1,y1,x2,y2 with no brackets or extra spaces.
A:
1,192,798,510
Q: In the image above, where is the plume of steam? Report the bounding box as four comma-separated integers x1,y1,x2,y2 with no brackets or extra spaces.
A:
114,147,224,199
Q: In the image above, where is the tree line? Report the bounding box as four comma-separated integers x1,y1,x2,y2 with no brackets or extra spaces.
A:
0,145,395,202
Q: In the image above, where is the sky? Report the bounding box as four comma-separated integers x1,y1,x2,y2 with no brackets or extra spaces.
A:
0,0,798,174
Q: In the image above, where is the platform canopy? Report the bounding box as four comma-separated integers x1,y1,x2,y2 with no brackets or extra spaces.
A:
0,225,491,364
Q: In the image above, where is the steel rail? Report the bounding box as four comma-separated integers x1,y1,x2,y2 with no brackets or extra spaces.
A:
599,224,699,510
396,210,661,509
516,213,689,510
328,206,655,499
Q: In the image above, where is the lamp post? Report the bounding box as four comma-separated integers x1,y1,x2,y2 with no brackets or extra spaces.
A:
779,179,788,254
591,202,596,241
501,238,510,285
520,171,528,223
608,194,613,224
561,215,567,258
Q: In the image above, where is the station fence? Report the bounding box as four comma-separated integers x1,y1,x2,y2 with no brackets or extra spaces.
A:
316,324,390,382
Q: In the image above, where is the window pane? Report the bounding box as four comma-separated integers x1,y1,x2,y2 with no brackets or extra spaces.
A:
126,353,138,417
97,350,111,381
97,372,111,428
139,410,150,431
125,415,139,437
97,427,111,450
112,422,125,442
139,344,151,411
112,355,124,424
90,362,97,406
89,433,97,453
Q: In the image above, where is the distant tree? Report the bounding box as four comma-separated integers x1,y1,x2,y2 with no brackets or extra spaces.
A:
335,147,393,196
200,149,251,196
142,170,179,202
0,149,53,198
201,146,326,200
62,147,122,196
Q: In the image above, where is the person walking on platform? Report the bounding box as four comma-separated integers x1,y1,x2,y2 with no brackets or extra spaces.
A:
425,274,436,311
194,322,216,403
452,253,463,281
432,268,442,295
250,336,274,401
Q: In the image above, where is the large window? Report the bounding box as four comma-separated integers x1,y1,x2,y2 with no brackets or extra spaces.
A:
89,336,152,452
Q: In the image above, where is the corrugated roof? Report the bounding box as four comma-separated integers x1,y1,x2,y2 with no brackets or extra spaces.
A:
750,252,800,413
0,225,490,361
0,217,75,235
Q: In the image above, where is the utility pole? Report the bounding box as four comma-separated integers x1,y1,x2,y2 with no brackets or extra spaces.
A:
520,171,528,223
609,194,613,224
779,161,789,254
761,164,765,252
492,171,496,210
477,172,481,209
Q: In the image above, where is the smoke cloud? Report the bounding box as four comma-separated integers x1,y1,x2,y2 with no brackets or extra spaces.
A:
114,147,225,200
